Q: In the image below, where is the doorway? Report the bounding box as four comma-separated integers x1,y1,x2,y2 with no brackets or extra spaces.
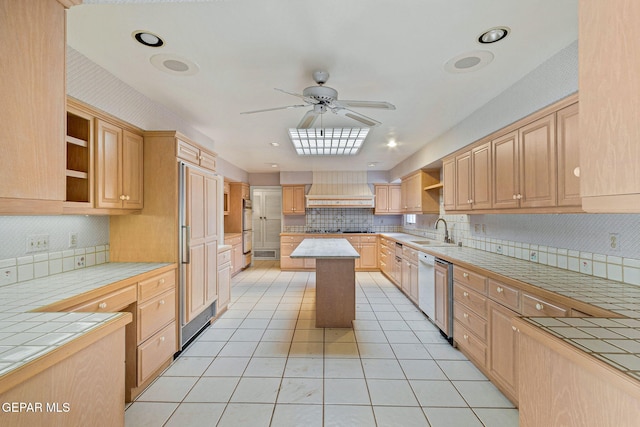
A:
251,187,282,260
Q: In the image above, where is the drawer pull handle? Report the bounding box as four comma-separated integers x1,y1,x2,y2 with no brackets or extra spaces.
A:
535,303,544,311
463,313,469,319
159,278,165,285
463,272,469,278
463,334,469,340
159,300,165,305
463,291,469,297
496,286,503,293
98,302,107,309
512,326,517,331
160,336,165,342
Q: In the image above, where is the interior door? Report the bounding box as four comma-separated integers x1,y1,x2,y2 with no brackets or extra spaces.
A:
252,188,282,253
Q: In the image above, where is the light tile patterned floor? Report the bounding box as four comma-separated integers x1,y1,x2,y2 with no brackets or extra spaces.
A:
126,261,518,426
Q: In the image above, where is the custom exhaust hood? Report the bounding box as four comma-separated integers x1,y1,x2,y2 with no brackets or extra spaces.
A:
306,171,375,208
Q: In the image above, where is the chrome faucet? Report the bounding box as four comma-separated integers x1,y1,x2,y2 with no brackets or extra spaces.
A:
435,218,449,243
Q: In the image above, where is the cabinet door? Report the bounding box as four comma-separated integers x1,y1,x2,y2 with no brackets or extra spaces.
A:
359,242,378,269
199,150,217,171
455,152,472,210
205,240,218,306
184,167,206,323
401,259,411,295
519,114,557,208
556,103,581,207
96,119,123,208
409,261,419,303
293,186,306,212
374,185,389,213
217,262,231,309
434,262,449,333
442,158,456,211
471,142,492,209
177,139,200,165
388,185,403,214
122,130,144,209
492,131,519,209
488,301,519,404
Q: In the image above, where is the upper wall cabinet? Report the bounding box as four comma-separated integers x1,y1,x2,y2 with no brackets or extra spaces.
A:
282,185,306,215
374,184,403,215
177,138,217,172
64,99,145,214
0,0,74,214
579,0,640,212
443,95,581,214
401,170,440,214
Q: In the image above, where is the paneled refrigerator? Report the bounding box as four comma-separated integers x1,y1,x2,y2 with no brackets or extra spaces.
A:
179,161,222,348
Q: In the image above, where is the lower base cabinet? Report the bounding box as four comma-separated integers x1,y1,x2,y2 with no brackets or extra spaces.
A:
217,247,232,312
488,300,519,404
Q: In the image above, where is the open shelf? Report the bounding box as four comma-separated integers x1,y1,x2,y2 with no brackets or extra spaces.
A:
424,182,443,191
65,109,92,204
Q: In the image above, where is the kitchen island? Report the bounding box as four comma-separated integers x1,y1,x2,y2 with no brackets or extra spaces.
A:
290,238,360,328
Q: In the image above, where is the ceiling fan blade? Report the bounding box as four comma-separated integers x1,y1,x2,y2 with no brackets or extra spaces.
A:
275,88,320,105
336,100,396,110
240,104,307,114
297,110,319,129
333,108,381,127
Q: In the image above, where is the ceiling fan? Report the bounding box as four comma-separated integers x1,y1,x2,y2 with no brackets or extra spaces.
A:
240,70,396,128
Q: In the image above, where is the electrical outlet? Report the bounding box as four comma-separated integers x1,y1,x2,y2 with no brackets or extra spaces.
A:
530,251,538,262
496,245,503,254
609,233,620,251
26,234,49,253
474,224,480,233
69,232,78,248
482,224,486,233
75,256,85,269
0,267,17,285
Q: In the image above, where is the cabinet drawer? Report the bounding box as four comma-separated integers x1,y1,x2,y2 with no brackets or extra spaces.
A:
488,279,521,312
453,283,487,318
218,249,232,265
138,289,176,343
522,293,568,317
280,242,298,257
281,235,303,244
454,321,487,367
454,301,487,341
71,285,136,313
227,236,242,245
137,321,176,385
345,235,360,244
402,246,418,261
138,270,175,302
453,266,487,294
361,235,377,243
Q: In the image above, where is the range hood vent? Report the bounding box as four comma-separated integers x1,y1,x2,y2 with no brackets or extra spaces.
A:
306,171,375,208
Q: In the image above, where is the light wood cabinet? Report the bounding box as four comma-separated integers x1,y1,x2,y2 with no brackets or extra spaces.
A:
442,158,456,211
453,266,488,368
184,166,219,324
177,138,217,171
374,184,403,214
65,104,94,207
226,234,244,276
434,261,449,334
579,0,640,213
0,0,68,214
444,96,581,214
556,103,581,207
96,119,144,210
282,185,306,215
400,245,418,303
454,142,491,210
401,169,440,214
488,300,519,404
217,247,232,313
280,234,377,272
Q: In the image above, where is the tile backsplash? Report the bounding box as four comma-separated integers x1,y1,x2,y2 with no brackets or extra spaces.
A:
0,245,110,286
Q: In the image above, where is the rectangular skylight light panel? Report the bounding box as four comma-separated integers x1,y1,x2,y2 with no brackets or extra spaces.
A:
288,128,369,156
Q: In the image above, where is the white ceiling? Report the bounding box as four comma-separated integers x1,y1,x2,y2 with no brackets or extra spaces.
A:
67,0,578,173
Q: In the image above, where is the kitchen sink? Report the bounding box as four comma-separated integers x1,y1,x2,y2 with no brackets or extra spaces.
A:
411,240,433,245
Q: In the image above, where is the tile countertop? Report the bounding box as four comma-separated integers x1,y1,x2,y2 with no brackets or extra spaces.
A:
0,262,170,379
379,233,640,384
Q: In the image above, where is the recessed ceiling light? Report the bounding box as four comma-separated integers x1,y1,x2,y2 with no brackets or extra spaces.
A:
132,31,164,47
270,142,280,147
444,50,494,73
150,54,199,76
387,140,397,148
271,163,279,168
478,27,510,44
367,162,377,167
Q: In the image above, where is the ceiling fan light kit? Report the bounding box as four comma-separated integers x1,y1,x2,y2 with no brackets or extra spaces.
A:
241,71,395,129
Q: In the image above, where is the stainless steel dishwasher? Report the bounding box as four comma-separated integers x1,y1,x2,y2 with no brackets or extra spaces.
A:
418,252,453,341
